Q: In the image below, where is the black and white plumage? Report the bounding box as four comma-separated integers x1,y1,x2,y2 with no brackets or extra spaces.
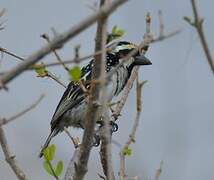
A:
39,41,151,157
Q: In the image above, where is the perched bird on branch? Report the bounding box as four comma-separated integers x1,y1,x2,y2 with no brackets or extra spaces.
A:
39,41,151,157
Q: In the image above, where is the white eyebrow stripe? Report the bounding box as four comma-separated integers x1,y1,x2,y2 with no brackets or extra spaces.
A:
113,44,136,53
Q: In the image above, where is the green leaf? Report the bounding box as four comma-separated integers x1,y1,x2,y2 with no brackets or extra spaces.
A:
49,144,56,161
107,25,125,43
68,66,81,81
183,16,194,26
112,25,118,34
122,147,132,156
43,147,50,161
33,63,47,77
43,144,56,161
55,161,63,176
111,25,125,37
43,161,54,176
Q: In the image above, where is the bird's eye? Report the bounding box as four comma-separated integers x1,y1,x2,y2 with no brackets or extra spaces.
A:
118,49,134,59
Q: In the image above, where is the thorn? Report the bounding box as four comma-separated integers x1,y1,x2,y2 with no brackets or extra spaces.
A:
199,18,204,27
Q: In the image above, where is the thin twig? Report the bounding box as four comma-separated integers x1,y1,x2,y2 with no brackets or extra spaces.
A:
0,15,181,75
64,127,80,148
114,13,152,180
33,27,181,69
158,10,164,38
47,160,59,180
0,0,129,89
0,46,25,61
0,46,108,70
0,126,28,180
30,48,110,69
185,0,214,74
119,77,147,180
151,29,182,43
0,8,6,31
0,94,45,126
0,26,179,72
112,66,139,121
0,46,67,88
112,13,153,121
46,72,67,88
41,33,70,72
112,13,181,121
117,13,152,179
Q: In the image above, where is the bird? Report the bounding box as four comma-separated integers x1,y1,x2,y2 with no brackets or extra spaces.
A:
39,41,151,157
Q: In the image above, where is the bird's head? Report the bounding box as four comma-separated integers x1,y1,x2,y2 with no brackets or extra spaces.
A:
81,41,152,79
107,41,152,70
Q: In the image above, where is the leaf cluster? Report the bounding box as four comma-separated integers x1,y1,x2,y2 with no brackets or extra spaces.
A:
43,144,63,179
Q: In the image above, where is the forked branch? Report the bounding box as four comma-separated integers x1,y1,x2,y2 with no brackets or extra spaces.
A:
184,0,214,74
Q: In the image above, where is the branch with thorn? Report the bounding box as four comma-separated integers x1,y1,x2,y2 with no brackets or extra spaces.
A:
119,76,147,180
184,0,214,74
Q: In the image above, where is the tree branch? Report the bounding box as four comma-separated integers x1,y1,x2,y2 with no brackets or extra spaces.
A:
0,0,129,89
112,14,181,121
73,8,106,180
67,1,123,179
0,94,45,126
41,33,70,72
0,126,28,180
0,46,25,62
97,0,115,178
112,13,153,121
119,77,147,180
185,0,214,74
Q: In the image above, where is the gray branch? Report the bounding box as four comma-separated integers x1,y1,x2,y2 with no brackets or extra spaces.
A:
0,94,45,126
185,0,214,74
0,126,28,180
0,0,129,90
64,0,129,179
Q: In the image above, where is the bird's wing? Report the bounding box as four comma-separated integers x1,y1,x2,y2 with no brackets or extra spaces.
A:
50,81,85,129
50,60,95,129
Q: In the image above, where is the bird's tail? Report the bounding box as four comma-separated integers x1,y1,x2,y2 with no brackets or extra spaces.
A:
39,129,58,158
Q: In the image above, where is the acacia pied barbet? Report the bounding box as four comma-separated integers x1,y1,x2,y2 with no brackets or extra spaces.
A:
39,41,151,157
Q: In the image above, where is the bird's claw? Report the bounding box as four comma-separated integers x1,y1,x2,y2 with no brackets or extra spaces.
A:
96,120,118,133
93,134,100,147
110,121,118,133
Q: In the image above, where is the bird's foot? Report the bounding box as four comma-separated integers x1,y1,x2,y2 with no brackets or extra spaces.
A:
96,120,118,134
110,121,118,133
92,133,100,147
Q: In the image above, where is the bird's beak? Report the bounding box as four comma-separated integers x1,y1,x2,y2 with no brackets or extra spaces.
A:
134,54,152,65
